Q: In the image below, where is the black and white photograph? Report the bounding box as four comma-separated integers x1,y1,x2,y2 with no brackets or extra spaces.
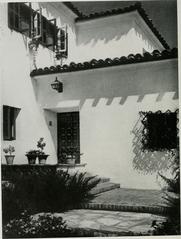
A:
0,0,180,238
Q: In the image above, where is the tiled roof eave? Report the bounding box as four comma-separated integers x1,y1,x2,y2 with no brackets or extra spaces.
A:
75,2,170,50
63,2,83,17
30,48,177,77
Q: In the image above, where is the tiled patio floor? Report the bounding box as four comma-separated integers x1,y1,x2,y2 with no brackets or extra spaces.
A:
46,210,166,235
33,189,168,235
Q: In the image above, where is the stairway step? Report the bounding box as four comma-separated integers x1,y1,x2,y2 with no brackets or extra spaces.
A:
85,173,110,183
91,182,120,195
99,177,110,183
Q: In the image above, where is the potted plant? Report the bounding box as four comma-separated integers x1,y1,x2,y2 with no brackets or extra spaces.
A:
25,150,38,165
3,145,15,165
37,138,49,165
60,146,82,165
66,147,77,165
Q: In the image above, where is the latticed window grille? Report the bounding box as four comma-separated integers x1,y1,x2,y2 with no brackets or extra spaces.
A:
140,110,178,151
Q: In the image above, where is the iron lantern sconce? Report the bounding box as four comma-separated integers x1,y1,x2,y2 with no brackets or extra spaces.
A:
51,77,63,93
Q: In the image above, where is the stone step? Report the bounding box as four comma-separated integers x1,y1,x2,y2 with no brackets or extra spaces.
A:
99,177,110,183
91,182,120,195
85,172,110,183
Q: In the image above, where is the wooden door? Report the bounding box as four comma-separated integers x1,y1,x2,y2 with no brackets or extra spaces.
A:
57,112,80,164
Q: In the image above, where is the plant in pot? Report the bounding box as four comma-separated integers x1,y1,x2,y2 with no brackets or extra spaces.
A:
61,146,82,165
3,145,15,165
25,150,38,165
37,138,49,165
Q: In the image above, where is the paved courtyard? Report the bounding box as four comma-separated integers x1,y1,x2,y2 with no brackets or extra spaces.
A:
92,188,166,207
47,209,166,235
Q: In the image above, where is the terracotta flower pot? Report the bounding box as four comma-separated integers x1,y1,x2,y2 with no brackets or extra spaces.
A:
5,155,15,165
26,155,37,165
38,154,49,165
66,156,76,165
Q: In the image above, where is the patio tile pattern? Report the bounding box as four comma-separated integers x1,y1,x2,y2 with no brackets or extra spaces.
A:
50,209,166,235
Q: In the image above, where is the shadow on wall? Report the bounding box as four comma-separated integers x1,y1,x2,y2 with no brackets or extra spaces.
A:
55,58,178,110
77,22,155,53
39,2,75,33
87,91,178,109
77,20,132,47
62,70,178,110
131,113,175,175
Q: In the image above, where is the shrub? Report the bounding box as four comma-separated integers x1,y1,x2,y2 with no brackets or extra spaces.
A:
2,182,22,224
152,148,180,235
3,212,70,238
2,169,100,223
2,165,57,181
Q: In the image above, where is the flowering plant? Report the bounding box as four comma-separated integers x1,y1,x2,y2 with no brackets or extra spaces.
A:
61,146,83,157
3,145,15,155
26,150,39,156
37,138,46,155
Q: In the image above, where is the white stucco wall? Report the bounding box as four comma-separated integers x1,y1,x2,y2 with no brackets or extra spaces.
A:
74,11,164,63
0,2,77,164
35,59,178,189
1,3,165,70
1,2,178,190
0,2,62,164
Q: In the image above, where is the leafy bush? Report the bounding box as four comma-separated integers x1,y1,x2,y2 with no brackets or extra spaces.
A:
152,149,180,235
2,165,57,181
2,169,100,224
2,182,22,224
3,212,71,238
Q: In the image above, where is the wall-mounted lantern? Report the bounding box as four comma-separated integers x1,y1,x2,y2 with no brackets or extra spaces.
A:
28,38,40,51
51,77,63,93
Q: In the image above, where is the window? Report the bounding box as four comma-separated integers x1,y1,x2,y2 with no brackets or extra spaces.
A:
8,3,68,55
8,3,31,37
3,106,20,141
8,3,20,32
31,7,42,39
41,16,57,51
55,27,68,59
141,110,177,151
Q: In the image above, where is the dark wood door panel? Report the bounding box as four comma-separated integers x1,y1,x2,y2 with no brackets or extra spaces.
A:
57,112,80,163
